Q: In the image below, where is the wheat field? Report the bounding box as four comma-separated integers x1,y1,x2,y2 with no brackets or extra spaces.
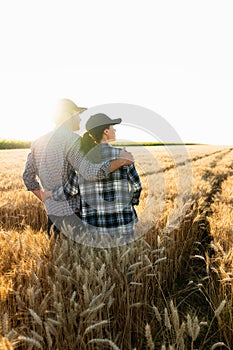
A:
1,145,233,349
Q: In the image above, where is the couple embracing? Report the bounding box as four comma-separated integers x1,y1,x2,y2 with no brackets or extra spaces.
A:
23,99,142,246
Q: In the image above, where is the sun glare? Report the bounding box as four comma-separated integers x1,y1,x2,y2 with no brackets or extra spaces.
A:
1,94,56,142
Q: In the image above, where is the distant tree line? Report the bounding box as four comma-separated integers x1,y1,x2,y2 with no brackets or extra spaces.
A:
0,140,200,150
0,140,31,149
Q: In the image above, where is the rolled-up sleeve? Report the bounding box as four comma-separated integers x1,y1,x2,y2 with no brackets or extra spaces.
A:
53,170,80,201
22,152,41,191
127,164,142,205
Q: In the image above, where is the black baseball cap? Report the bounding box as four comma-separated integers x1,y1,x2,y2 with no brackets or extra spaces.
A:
86,113,122,131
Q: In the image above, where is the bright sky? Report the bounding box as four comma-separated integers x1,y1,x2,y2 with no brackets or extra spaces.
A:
0,1,232,145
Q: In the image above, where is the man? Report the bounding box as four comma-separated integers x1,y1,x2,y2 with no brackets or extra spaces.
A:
23,98,134,236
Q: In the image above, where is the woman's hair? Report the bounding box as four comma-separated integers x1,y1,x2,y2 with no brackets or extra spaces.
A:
80,124,110,155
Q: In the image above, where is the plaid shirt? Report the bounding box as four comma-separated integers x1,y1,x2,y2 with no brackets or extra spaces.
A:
22,126,113,217
53,143,142,236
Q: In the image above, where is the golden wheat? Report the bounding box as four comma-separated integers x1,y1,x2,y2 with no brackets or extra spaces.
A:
1,146,233,349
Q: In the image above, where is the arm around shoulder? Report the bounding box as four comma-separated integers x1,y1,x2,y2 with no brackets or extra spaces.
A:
109,148,135,173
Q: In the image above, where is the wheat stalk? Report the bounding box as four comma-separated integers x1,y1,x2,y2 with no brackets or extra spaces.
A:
88,338,120,350
84,320,109,335
18,336,42,349
29,309,43,326
145,323,154,350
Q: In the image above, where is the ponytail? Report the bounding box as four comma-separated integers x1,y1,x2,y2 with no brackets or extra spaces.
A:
80,124,110,155
80,132,97,155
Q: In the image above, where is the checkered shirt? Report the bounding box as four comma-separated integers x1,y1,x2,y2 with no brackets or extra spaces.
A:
22,126,112,216
52,143,142,236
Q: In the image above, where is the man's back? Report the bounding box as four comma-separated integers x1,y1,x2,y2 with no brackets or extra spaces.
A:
23,126,80,216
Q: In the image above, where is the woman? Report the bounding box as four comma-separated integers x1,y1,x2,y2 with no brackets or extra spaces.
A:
52,113,142,244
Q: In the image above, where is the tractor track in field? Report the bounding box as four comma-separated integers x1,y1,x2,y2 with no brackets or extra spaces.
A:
199,149,233,214
188,148,233,264
170,148,233,325
140,147,233,177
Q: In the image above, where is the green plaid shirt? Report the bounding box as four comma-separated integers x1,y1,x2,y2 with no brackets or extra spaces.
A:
53,144,142,237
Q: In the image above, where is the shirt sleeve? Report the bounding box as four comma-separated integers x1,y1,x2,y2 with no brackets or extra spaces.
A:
127,164,142,205
53,143,121,201
52,169,79,201
67,139,119,181
22,152,41,191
